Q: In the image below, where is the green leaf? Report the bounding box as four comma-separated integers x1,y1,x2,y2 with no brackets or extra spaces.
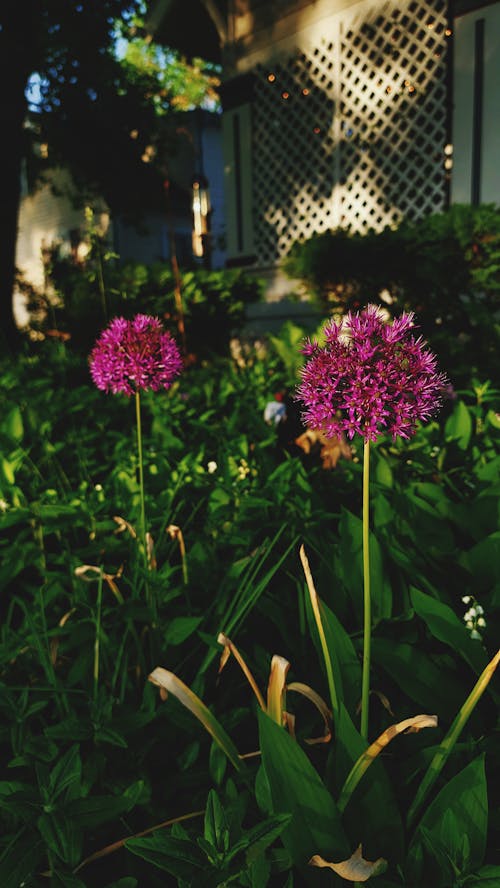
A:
332,704,405,864
372,639,464,720
305,594,361,718
37,810,83,867
339,509,392,620
48,745,82,803
148,667,242,772
3,406,24,443
164,616,203,646
374,454,393,488
408,756,488,883
66,794,135,827
445,400,473,450
209,740,227,786
204,789,229,853
460,533,500,593
410,587,488,676
229,813,292,865
467,863,500,885
0,833,43,888
126,832,207,878
258,709,348,869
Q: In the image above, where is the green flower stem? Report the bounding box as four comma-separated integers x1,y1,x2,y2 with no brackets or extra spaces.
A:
360,438,371,741
135,390,155,624
135,390,147,567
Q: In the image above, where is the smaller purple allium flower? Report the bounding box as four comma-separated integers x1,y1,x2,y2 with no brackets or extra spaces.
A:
296,305,448,441
90,314,182,396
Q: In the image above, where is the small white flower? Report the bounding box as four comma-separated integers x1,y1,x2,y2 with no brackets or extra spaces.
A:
466,620,474,630
470,629,482,640
475,605,484,615
207,461,217,474
461,596,471,604
0,499,8,512
94,483,103,492
477,617,487,628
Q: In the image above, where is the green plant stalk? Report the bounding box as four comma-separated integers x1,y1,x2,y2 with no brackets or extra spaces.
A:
300,545,339,723
93,567,103,702
360,438,371,741
407,647,500,829
135,390,155,619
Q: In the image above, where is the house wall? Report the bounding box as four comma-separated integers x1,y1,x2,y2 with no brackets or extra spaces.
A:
451,1,500,205
222,0,451,274
14,110,226,326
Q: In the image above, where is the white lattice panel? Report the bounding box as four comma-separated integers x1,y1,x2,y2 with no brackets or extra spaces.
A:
251,0,450,266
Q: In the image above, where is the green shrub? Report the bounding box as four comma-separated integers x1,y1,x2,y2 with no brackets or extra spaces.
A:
284,204,500,383
33,243,263,357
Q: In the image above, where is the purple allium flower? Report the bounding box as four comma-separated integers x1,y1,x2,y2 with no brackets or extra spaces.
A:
296,305,448,441
90,315,182,396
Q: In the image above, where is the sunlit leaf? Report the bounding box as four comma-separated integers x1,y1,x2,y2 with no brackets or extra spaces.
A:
266,655,290,726
338,714,437,813
148,667,242,771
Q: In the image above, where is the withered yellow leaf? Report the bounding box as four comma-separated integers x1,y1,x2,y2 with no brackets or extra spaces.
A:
310,844,387,881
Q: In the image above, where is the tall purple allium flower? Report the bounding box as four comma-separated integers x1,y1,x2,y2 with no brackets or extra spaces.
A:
297,305,448,441
90,315,182,395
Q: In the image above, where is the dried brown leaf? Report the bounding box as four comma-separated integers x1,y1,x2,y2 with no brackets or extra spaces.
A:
310,844,387,881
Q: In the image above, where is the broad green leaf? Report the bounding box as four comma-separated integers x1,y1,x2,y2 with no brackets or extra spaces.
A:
126,833,207,878
48,745,82,803
204,789,229,853
410,587,488,676
460,533,500,592
407,649,500,828
164,616,203,646
258,709,348,869
4,406,24,443
339,509,392,621
37,810,83,866
467,863,500,885
332,704,405,865
407,756,488,882
372,639,464,720
237,814,292,865
445,400,472,450
374,455,393,488
0,834,43,888
148,667,242,771
66,794,135,827
209,740,227,786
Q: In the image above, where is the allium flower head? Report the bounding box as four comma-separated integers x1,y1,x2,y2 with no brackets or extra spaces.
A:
296,305,448,441
90,314,182,396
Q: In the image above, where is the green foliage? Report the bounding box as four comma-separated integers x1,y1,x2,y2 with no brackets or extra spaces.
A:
0,320,499,885
33,242,263,356
284,204,500,384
